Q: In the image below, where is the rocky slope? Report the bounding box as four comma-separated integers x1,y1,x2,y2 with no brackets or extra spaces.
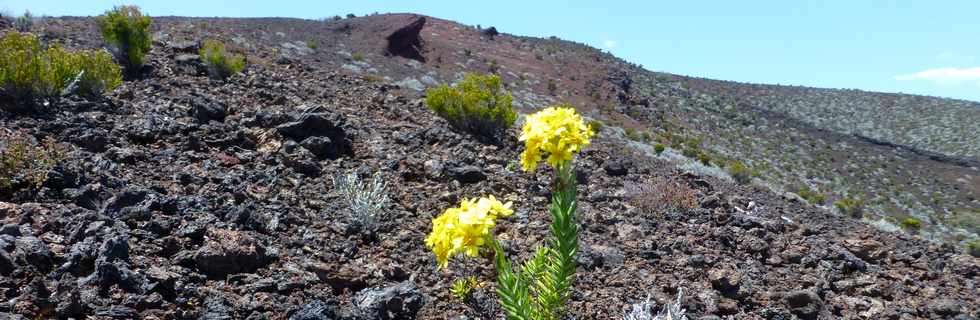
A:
0,13,977,319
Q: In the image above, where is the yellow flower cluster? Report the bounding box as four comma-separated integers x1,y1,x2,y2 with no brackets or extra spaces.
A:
519,106,594,172
425,196,514,269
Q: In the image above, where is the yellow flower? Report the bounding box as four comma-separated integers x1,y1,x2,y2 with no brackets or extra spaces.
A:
425,195,514,269
518,106,594,172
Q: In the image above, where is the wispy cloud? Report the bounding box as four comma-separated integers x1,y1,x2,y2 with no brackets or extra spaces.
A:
603,40,617,49
894,67,980,86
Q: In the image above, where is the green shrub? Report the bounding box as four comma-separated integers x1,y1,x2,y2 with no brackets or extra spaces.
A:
625,127,640,141
795,187,826,205
833,197,864,218
97,5,152,72
200,40,245,80
654,143,665,154
698,152,711,165
900,217,922,231
682,147,698,158
967,239,980,257
0,130,65,193
425,73,516,141
0,32,122,105
352,52,364,61
587,120,604,133
728,160,751,184
306,40,318,49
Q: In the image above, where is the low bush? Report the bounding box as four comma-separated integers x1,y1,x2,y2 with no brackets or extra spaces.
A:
727,160,751,184
0,130,65,193
200,40,245,80
795,186,826,205
654,143,665,154
425,73,516,141
351,52,364,61
834,197,864,218
0,32,122,105
900,217,922,231
629,176,698,213
587,119,604,133
333,170,389,235
97,5,151,73
967,239,980,257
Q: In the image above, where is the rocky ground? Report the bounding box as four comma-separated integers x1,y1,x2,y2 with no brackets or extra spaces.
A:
0,14,978,320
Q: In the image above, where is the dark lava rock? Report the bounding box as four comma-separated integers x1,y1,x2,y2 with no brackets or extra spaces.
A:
95,306,139,318
577,244,625,270
277,106,352,159
289,300,338,320
175,54,203,75
169,40,199,53
189,96,227,123
481,26,499,39
603,159,630,176
781,290,825,320
15,236,53,272
193,229,273,278
0,223,20,236
0,248,15,275
385,16,426,62
300,136,340,159
709,268,742,297
352,281,425,319
449,165,486,184
101,188,158,221
87,258,146,293
929,298,963,317
98,235,130,262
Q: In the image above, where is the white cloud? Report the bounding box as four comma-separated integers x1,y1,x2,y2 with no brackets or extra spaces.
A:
893,67,980,86
603,40,617,49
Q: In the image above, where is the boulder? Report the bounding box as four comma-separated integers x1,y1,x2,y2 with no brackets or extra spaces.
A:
385,16,426,62
352,281,425,319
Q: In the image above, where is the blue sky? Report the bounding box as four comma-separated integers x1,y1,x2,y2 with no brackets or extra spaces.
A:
5,1,979,102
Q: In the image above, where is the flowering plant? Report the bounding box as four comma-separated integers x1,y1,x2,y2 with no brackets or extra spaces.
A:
425,106,592,320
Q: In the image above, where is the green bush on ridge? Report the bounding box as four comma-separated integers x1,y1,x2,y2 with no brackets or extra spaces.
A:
0,32,122,106
426,73,516,141
200,40,245,80
97,5,151,73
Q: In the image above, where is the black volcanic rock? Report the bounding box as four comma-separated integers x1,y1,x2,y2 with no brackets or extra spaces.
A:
385,16,426,62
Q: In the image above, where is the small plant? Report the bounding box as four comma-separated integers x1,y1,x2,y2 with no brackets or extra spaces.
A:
833,197,864,218
200,40,245,80
654,143,665,155
697,152,711,166
351,52,364,61
795,187,826,205
450,276,483,300
727,160,751,184
425,106,593,320
14,11,32,32
97,5,152,73
587,120,604,133
1,130,66,193
547,78,557,94
625,128,640,141
0,32,122,105
900,217,922,231
333,170,390,234
629,176,698,213
966,239,980,257
623,290,688,320
306,40,318,50
425,73,516,142
488,58,499,73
